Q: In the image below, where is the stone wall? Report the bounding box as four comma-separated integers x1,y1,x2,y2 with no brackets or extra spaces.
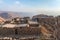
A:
0,27,15,36
0,27,40,36
17,27,40,35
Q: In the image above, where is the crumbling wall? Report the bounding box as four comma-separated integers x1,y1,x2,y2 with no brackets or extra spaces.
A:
17,27,40,36
0,27,40,36
0,27,15,36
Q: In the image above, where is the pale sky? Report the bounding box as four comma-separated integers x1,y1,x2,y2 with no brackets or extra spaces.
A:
0,0,60,13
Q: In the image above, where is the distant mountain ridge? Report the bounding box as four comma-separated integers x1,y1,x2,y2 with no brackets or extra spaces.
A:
0,11,36,19
0,13,12,19
0,11,18,19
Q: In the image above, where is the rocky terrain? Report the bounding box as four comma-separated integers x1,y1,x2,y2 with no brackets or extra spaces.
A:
32,14,60,40
0,11,60,40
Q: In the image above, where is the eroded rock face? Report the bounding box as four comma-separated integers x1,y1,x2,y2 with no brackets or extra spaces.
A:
0,17,5,23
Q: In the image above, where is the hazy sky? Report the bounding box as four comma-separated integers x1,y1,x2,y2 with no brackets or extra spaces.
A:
0,0,60,12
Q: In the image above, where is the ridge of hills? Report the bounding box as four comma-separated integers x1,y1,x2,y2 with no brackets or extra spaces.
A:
0,11,36,20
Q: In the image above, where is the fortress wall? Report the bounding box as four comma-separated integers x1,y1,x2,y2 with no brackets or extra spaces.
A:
18,27,40,35
0,27,40,36
0,28,15,36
